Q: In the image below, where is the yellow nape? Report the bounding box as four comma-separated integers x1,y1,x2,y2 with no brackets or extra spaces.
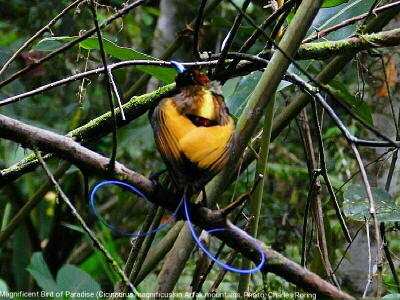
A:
196,90,216,121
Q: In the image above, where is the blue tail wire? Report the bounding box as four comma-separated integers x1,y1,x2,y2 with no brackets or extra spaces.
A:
90,180,265,273
183,193,265,274
90,180,182,238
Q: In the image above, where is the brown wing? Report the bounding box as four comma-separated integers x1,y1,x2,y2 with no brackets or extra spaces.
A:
150,98,183,166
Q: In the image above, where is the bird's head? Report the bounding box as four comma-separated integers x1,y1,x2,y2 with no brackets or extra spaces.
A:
171,61,210,88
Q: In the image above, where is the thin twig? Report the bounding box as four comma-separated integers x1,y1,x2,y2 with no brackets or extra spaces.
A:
333,223,365,274
301,109,339,287
351,143,383,297
214,0,251,75
33,148,139,296
310,100,352,243
108,68,126,121
0,0,147,89
206,218,253,298
335,149,394,195
284,73,399,148
88,0,118,172
125,207,164,290
303,1,400,43
380,107,400,293
193,198,250,298
226,0,298,72
363,218,372,298
301,170,319,267
193,0,208,60
116,205,158,294
0,60,219,107
0,0,85,77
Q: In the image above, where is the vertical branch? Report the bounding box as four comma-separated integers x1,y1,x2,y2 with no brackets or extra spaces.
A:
116,205,158,294
381,108,400,293
310,101,352,243
108,69,126,121
363,218,372,298
301,170,319,267
214,0,251,74
88,0,118,171
238,93,276,295
350,143,383,297
127,207,165,285
193,0,208,60
302,109,339,287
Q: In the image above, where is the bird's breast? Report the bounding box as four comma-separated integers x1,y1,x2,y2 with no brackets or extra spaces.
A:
161,98,234,172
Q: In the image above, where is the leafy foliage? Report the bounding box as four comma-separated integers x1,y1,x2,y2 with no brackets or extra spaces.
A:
0,0,399,298
343,185,400,222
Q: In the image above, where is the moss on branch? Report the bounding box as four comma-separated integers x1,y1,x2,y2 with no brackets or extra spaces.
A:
297,28,400,60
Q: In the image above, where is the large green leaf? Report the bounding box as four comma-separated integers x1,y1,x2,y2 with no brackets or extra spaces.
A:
328,80,374,126
309,0,375,41
222,71,261,117
12,225,32,291
56,265,101,299
343,184,400,222
383,294,400,299
26,252,58,293
322,0,349,8
27,252,102,299
36,36,176,83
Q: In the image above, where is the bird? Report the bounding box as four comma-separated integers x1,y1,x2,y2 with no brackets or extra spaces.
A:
149,62,235,201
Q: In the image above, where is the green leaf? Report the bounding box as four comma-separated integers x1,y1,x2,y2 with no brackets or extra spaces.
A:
343,184,400,222
26,252,58,293
323,126,342,139
311,0,375,41
0,278,8,292
322,0,349,8
223,71,261,117
13,225,32,291
56,265,101,299
383,294,400,299
328,80,374,126
36,36,176,83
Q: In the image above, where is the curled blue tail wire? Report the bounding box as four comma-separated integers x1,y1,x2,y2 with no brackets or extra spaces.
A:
183,194,265,274
90,180,265,273
90,180,181,238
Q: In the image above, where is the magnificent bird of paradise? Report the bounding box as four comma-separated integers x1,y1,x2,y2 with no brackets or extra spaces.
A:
149,62,235,199
91,62,264,273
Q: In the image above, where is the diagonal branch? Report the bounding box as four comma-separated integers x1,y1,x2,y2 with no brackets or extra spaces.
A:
0,0,85,77
0,113,352,298
303,0,400,43
0,0,147,89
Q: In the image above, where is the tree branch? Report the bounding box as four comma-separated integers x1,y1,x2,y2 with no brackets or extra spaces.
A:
0,113,352,298
303,0,400,43
298,28,400,60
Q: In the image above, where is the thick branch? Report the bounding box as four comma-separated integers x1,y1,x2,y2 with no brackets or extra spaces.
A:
0,114,351,298
298,28,400,60
0,83,175,184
